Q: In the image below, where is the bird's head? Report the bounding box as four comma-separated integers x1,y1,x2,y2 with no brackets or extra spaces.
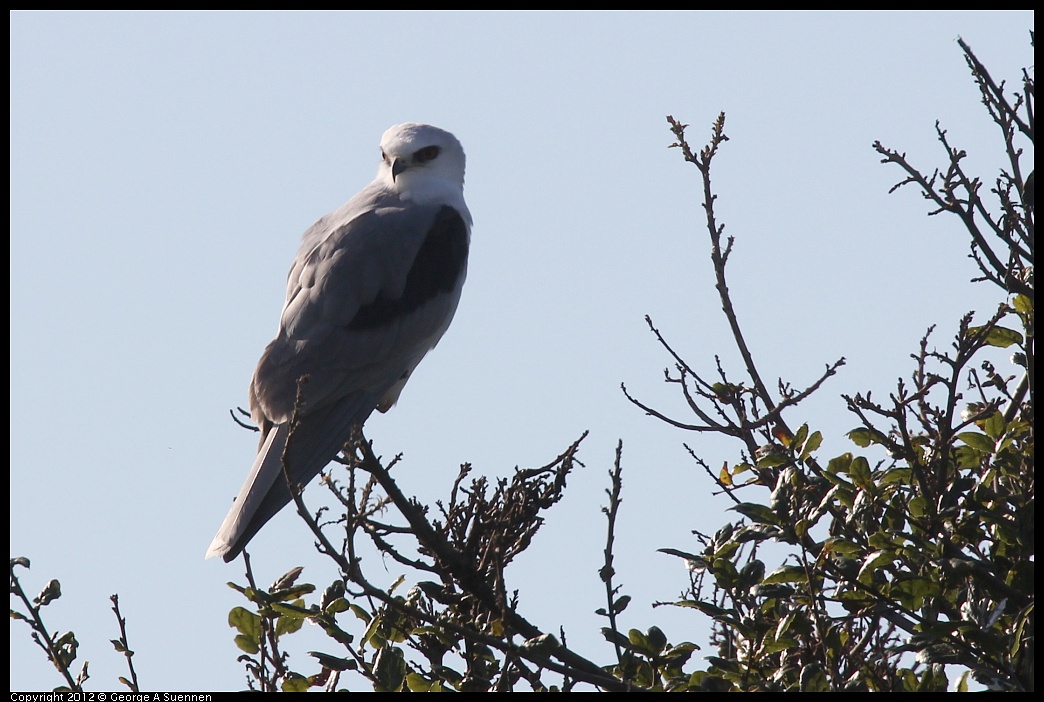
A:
377,123,466,202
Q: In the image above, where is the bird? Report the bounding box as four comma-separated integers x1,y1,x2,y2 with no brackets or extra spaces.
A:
206,123,471,562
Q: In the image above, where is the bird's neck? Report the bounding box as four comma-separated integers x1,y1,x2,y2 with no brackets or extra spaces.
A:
390,176,470,220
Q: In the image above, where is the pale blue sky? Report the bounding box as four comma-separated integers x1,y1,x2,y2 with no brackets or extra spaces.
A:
10,11,1033,691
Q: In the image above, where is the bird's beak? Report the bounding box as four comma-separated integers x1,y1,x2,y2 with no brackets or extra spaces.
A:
391,158,408,181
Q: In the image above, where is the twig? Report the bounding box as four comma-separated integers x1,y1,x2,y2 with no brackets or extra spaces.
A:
598,441,627,669
109,594,140,692
9,559,82,691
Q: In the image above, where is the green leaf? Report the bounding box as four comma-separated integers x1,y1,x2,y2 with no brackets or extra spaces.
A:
711,558,740,588
857,551,893,584
830,484,855,509
271,566,304,591
349,604,371,622
658,547,704,562
53,631,78,668
868,531,902,550
799,663,829,692
320,580,346,610
227,607,261,638
891,576,939,610
521,633,559,653
916,662,950,691
712,539,740,560
800,431,823,459
645,626,668,654
847,428,878,448
233,633,259,654
281,674,311,692
373,646,407,692
775,612,796,638
791,423,809,450
663,642,698,667
628,628,650,652
320,622,355,646
738,560,765,589
362,612,384,647
756,452,789,468
600,627,631,648
225,581,249,596
35,579,62,606
712,382,742,399
406,673,435,692
823,538,862,557
611,595,631,615
986,325,1024,347
763,636,799,655
958,432,994,453
826,452,853,475
967,323,1023,347
849,456,873,490
983,411,1006,440
730,502,780,525
274,600,307,638
270,584,316,602
706,656,743,676
271,600,309,618
309,651,356,672
953,445,982,469
324,597,350,615
763,565,808,584
880,466,912,485
669,600,726,617
733,523,783,543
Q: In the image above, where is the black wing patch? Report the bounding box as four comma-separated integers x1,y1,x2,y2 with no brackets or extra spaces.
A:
348,205,469,331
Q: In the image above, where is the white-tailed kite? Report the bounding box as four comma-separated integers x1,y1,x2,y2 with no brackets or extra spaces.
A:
206,123,471,562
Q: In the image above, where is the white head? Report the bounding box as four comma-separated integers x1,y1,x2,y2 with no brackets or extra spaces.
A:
377,123,466,203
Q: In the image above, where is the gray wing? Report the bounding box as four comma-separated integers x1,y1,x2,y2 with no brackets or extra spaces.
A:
253,198,469,423
206,194,469,561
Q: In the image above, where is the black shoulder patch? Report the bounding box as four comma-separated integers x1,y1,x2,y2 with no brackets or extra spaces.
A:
348,205,469,331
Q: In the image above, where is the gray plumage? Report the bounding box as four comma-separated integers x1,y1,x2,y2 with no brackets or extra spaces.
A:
206,123,471,561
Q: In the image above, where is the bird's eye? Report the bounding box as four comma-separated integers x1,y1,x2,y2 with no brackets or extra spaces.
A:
381,150,388,162
414,145,441,163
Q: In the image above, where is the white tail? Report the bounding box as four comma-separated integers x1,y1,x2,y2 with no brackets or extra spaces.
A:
205,423,290,560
